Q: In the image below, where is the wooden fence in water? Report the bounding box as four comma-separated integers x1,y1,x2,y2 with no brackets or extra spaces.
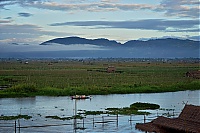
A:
0,111,180,133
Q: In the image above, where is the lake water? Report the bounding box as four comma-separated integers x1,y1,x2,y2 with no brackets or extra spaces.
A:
0,90,199,133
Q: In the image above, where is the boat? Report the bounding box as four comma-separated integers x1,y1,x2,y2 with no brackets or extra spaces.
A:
71,95,91,99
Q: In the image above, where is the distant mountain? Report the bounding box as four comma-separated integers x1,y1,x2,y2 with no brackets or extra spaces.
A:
1,37,199,58
123,38,199,49
37,37,200,58
40,36,121,46
40,37,199,49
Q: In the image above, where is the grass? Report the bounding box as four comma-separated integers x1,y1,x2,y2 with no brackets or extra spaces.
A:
0,60,199,98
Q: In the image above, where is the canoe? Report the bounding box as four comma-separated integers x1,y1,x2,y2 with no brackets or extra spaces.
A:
71,95,91,99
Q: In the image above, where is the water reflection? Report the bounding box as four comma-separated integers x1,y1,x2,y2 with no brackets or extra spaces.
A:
0,90,199,133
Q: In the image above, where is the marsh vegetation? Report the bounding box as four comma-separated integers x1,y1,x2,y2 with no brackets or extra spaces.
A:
0,59,199,97
82,102,160,116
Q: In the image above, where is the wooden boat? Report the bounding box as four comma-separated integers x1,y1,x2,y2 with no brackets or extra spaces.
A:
71,95,91,99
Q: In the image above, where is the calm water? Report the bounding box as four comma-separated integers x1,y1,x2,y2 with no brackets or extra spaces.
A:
0,90,199,133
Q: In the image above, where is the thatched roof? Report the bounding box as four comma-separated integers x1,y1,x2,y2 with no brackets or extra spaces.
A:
179,104,200,123
186,70,200,79
107,66,116,73
136,104,200,133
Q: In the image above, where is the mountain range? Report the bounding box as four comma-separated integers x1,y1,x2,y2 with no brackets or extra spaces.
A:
40,36,199,49
40,37,121,46
1,37,199,58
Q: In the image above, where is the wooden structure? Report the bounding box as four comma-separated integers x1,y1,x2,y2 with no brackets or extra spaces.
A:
136,104,200,133
186,70,200,79
107,66,116,73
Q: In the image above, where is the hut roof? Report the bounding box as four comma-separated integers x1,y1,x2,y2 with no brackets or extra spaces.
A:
136,104,200,133
186,70,200,78
179,104,200,123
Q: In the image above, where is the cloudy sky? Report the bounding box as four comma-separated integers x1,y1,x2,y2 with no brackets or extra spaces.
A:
0,0,199,48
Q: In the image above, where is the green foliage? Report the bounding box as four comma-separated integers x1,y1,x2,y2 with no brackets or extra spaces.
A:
84,102,156,115
45,115,84,120
38,87,67,96
0,115,32,120
130,102,160,110
6,84,37,93
107,108,150,115
84,111,106,115
45,116,71,120
0,61,199,97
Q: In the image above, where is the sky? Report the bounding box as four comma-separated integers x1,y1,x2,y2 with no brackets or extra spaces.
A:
0,0,199,52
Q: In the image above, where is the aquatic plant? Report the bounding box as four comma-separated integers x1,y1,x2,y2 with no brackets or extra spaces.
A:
130,102,160,110
45,115,84,121
83,111,106,115
45,116,71,120
0,115,32,120
82,102,158,116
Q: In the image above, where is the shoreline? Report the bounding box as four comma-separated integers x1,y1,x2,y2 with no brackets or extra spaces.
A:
0,81,199,98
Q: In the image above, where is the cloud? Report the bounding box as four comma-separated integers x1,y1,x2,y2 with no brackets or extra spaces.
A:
139,35,200,41
187,36,200,41
0,24,45,40
0,19,12,23
4,17,12,19
0,0,19,10
0,43,106,53
0,0,198,18
160,0,199,18
50,19,199,33
0,23,70,44
18,12,33,17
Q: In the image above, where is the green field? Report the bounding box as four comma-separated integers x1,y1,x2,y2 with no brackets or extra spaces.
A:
0,60,199,97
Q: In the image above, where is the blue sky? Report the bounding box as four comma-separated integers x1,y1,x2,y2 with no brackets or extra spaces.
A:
0,0,199,49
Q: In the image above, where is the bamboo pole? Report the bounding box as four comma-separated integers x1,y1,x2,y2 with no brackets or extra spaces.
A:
93,115,95,128
102,116,104,127
15,120,16,133
82,118,84,128
116,114,118,127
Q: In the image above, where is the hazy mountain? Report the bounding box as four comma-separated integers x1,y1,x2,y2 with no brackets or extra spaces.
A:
123,38,199,49
40,36,121,46
1,37,199,58
40,37,199,48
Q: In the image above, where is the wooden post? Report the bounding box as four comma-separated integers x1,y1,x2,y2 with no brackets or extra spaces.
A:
93,115,95,128
15,120,16,133
74,99,77,130
75,100,77,117
102,116,104,127
19,108,21,133
116,114,118,127
82,118,84,128
129,116,133,129
74,118,77,130
18,119,20,133
144,114,146,123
